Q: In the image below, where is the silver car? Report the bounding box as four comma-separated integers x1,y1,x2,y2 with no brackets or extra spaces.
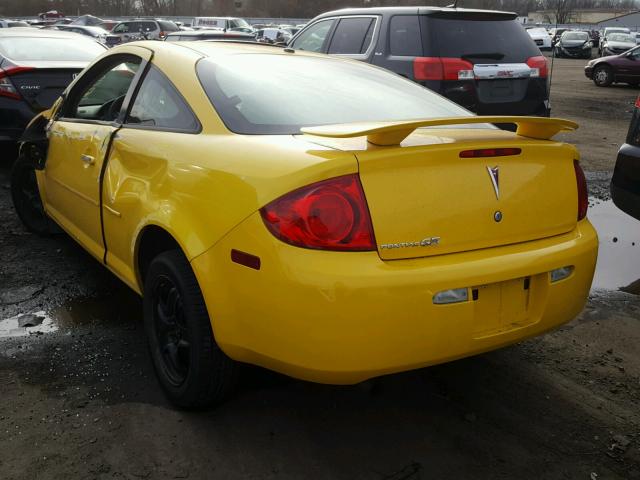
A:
109,19,179,43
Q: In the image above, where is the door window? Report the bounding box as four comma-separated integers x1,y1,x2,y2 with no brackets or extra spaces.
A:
113,23,128,33
328,17,375,55
64,56,141,122
291,19,334,52
389,16,422,56
125,65,199,132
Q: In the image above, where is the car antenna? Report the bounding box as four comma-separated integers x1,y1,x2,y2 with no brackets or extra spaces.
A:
446,0,459,8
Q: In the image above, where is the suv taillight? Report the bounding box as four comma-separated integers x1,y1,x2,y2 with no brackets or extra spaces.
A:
526,56,548,78
0,66,34,100
414,57,474,81
260,174,376,251
574,160,588,221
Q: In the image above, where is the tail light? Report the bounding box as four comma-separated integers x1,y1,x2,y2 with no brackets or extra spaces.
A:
526,56,548,78
159,31,166,38
574,160,588,221
260,174,376,251
635,95,640,108
0,66,34,100
414,57,474,81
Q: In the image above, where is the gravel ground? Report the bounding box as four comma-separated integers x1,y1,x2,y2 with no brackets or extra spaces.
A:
1,55,640,480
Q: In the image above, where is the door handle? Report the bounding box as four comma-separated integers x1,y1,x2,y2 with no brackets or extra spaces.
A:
80,154,95,166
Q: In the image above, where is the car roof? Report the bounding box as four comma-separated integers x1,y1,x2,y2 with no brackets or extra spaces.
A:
166,29,253,37
312,6,516,19
0,27,87,38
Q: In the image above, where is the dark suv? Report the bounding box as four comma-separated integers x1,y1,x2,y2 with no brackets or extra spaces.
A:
289,7,550,116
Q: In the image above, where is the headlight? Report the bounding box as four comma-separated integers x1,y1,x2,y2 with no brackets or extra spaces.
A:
583,42,591,49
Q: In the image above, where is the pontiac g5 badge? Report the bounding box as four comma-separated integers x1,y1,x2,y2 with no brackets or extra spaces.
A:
487,165,500,200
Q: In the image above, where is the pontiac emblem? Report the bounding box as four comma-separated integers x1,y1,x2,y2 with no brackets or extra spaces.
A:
487,166,500,200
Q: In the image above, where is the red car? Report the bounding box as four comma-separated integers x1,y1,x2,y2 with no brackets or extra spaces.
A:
585,45,640,87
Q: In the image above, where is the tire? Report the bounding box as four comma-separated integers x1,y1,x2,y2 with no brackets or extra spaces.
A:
10,153,59,235
143,249,238,408
593,65,613,87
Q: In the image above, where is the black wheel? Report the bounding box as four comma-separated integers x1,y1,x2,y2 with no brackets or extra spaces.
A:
144,250,238,408
10,153,58,235
593,65,613,87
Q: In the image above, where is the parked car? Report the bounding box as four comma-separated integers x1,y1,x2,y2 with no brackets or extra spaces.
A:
164,30,255,42
603,27,631,39
0,20,31,28
53,25,111,43
554,30,592,59
192,17,250,30
549,27,570,45
632,32,640,45
69,15,104,27
526,27,552,51
11,41,596,408
585,45,640,86
612,95,640,220
289,7,550,116
599,32,635,57
110,19,179,43
255,28,291,44
0,28,106,155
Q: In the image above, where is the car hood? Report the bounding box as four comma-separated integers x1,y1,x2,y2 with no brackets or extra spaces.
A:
605,40,635,49
528,33,547,40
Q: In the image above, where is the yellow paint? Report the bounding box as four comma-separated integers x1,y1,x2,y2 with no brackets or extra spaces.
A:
35,42,598,384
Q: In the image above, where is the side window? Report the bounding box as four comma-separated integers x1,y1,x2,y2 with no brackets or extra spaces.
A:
126,65,199,132
113,23,128,33
328,17,375,55
143,22,157,32
389,15,422,56
292,19,335,52
64,57,141,121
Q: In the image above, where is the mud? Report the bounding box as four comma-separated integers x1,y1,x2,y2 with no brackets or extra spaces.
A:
1,56,640,479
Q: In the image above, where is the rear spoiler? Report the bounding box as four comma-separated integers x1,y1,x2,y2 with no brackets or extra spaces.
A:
301,116,578,146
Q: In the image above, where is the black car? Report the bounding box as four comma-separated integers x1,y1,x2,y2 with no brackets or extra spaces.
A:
612,96,640,220
289,7,550,116
0,28,106,156
554,30,592,59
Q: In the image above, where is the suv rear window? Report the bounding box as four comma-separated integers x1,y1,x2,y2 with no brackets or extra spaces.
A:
424,15,539,63
158,20,179,31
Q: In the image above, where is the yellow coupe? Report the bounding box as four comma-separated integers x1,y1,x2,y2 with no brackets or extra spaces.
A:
11,41,598,407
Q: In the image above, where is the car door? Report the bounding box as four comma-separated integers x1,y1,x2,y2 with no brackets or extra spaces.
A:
101,63,201,288
615,48,640,83
43,48,151,261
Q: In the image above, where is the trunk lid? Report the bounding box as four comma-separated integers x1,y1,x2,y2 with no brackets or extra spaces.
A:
6,63,84,111
301,117,579,260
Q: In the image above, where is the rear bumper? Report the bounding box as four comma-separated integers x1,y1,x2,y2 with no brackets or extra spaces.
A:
191,213,598,384
611,143,640,220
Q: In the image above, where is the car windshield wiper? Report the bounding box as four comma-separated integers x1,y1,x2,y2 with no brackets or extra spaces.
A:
461,53,505,61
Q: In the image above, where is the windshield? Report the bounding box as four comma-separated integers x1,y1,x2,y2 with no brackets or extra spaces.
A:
197,54,475,135
608,33,633,42
563,32,588,41
235,18,250,28
0,36,105,61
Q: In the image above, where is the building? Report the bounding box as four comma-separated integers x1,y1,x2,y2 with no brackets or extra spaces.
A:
598,11,640,30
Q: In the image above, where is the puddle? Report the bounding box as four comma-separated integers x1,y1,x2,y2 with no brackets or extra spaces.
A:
588,198,640,293
0,311,58,338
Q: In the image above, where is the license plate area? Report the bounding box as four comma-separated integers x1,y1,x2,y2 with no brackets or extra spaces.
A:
471,277,535,338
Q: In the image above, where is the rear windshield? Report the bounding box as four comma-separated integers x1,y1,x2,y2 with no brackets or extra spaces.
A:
197,54,474,135
424,16,539,63
0,36,105,61
158,20,179,31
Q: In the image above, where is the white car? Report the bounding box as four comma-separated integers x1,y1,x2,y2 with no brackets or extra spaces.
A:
527,27,552,50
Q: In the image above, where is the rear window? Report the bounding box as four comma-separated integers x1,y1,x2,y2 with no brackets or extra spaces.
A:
9,22,30,27
0,36,105,62
390,15,422,56
424,16,539,63
197,54,473,135
327,17,375,55
158,20,179,31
